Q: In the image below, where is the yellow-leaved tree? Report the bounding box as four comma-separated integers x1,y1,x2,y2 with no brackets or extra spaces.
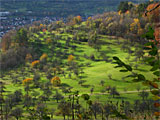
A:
68,55,74,62
25,53,32,62
130,18,143,35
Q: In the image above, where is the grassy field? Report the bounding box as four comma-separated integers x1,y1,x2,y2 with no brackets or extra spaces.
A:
1,26,156,119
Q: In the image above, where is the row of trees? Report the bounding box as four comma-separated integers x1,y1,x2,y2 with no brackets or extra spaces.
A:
0,80,156,120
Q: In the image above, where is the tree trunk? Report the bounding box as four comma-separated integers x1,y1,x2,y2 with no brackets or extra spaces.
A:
5,115,8,120
94,113,97,119
105,115,108,120
0,102,3,120
72,95,75,120
102,110,104,120
63,115,66,120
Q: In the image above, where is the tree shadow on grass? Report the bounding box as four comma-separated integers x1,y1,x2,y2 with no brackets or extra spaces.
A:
76,58,84,62
76,49,84,52
62,46,69,49
111,78,119,81
124,80,132,83
60,83,71,88
81,84,90,88
102,41,114,45
114,96,127,99
136,68,148,72
83,63,93,67
100,49,117,54
94,59,102,62
79,75,88,79
98,39,114,45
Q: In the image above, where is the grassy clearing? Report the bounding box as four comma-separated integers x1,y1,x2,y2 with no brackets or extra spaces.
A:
1,29,156,119
3,31,154,98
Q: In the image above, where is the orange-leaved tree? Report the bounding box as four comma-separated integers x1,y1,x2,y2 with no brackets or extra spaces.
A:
22,78,33,85
73,15,82,24
43,29,47,33
145,2,160,23
145,2,160,44
51,76,61,86
31,60,40,68
77,15,82,23
40,53,48,61
154,27,160,44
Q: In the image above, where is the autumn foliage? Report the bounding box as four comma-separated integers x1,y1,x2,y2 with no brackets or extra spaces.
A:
154,103,160,107
154,112,160,117
25,53,32,62
145,3,160,44
125,10,130,14
51,76,61,86
40,53,48,61
1,30,16,52
73,15,82,24
43,29,47,32
130,18,143,35
146,3,160,23
87,16,92,20
31,60,40,67
56,20,64,26
149,81,159,89
154,27,160,44
68,55,74,62
77,15,82,22
46,38,52,44
22,78,33,85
